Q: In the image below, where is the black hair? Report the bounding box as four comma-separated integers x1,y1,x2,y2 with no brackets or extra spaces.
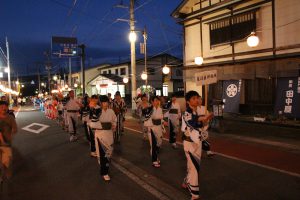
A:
171,93,177,98
99,95,109,102
91,95,98,99
151,96,160,102
0,101,9,106
185,90,200,101
141,93,147,99
115,91,121,96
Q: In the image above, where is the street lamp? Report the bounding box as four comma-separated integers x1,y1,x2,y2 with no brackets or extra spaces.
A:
247,32,259,47
129,31,137,42
41,82,45,87
123,77,129,84
162,65,170,74
53,75,58,81
194,56,204,65
141,72,147,80
74,83,78,88
21,84,24,88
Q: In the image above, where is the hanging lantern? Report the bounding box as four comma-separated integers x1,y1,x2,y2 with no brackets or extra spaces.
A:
141,72,147,80
162,65,170,74
194,56,204,65
247,32,259,47
123,77,129,83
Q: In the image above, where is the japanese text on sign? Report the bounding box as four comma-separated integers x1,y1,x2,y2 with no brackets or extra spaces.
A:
195,70,217,86
284,80,294,113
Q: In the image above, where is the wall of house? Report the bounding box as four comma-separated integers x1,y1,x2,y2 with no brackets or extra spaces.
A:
182,0,300,98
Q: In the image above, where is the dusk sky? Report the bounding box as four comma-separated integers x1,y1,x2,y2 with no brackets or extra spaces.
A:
0,0,183,75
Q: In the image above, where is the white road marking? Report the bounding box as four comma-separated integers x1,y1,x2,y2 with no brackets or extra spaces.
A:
15,106,21,118
112,161,171,200
216,152,300,178
112,157,188,200
124,126,300,178
22,123,50,134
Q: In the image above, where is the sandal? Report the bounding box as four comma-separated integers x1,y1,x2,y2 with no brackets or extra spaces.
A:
152,162,160,168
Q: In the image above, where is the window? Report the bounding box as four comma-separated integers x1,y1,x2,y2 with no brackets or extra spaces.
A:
103,71,107,74
120,68,126,75
163,85,168,96
147,67,155,75
156,90,161,96
178,87,184,92
108,70,111,74
115,69,119,75
210,11,256,46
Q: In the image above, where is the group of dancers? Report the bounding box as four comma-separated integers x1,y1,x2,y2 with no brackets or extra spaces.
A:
44,90,214,200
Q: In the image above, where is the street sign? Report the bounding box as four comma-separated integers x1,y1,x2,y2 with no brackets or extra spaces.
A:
51,36,78,57
195,70,217,86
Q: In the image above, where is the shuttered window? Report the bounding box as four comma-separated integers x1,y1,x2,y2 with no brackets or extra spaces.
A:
209,11,256,46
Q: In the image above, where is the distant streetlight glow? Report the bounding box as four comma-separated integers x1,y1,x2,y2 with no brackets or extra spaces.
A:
141,72,147,80
194,56,204,65
74,83,78,88
162,65,170,74
21,84,24,88
123,77,129,83
129,31,137,42
53,75,58,81
247,32,259,47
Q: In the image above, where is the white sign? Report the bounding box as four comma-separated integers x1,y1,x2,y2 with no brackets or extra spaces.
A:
195,70,217,86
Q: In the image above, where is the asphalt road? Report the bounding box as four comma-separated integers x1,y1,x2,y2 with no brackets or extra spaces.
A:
1,108,299,200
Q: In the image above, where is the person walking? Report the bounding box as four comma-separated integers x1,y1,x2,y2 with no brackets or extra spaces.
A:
143,96,167,168
94,95,116,181
65,90,82,142
165,93,181,149
0,101,17,181
181,91,213,200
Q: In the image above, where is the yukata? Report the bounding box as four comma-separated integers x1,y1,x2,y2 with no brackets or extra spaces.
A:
139,102,151,138
197,106,211,152
62,97,70,129
144,106,164,164
88,105,102,154
181,106,203,199
81,102,91,142
94,108,116,176
165,101,181,145
112,99,127,136
65,98,80,137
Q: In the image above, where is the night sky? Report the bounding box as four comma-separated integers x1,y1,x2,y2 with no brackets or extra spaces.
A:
0,0,182,76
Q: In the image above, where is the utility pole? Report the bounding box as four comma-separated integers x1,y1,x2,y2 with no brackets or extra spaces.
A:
69,57,72,87
45,51,51,94
143,27,148,87
130,0,137,110
78,44,86,96
6,37,12,107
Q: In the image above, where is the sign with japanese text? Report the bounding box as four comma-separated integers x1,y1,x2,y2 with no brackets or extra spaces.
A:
222,80,242,113
275,77,300,119
195,70,217,86
51,36,77,57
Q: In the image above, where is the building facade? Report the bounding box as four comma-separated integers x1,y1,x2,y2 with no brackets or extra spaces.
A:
172,0,300,118
86,54,183,103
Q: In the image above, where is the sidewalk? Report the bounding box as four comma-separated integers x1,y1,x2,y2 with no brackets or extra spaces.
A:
123,116,300,176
